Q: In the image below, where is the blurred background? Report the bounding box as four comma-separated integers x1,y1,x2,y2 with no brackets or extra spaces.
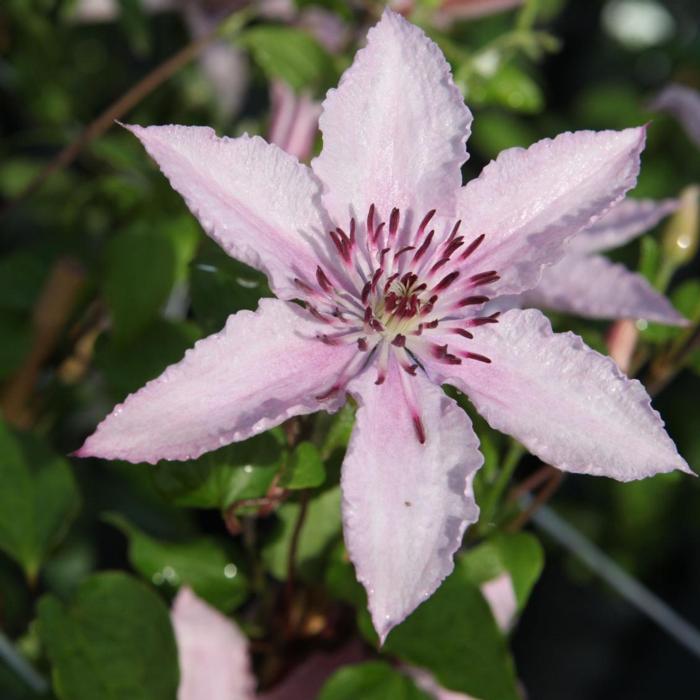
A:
1,1,700,698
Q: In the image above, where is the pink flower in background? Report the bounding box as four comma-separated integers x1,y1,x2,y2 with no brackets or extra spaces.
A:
172,586,506,699
172,588,255,700
267,81,321,162
649,83,700,148
513,197,685,323
77,10,691,641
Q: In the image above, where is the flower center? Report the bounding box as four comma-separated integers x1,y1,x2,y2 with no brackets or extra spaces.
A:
294,204,500,419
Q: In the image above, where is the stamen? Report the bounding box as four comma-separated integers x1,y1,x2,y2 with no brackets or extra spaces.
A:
412,230,434,263
416,209,436,240
433,270,460,292
458,295,490,307
452,328,474,339
412,414,426,444
467,312,500,327
316,266,334,293
358,337,368,351
460,233,485,261
462,351,492,363
392,334,406,347
389,208,400,238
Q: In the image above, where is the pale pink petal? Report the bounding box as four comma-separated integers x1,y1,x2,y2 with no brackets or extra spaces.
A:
520,253,687,324
172,588,255,700
268,81,321,162
342,358,481,642
568,197,678,255
408,668,477,699
125,124,329,300
649,83,700,148
312,9,472,222
76,299,355,464
427,309,691,481
457,128,646,296
480,573,518,632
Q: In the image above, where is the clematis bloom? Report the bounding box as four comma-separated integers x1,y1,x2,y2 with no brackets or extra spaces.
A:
77,10,691,641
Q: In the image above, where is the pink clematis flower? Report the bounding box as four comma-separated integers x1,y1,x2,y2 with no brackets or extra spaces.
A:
77,11,691,641
267,80,322,162
514,197,686,323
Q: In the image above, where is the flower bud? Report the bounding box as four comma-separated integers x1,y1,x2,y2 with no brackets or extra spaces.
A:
663,185,699,266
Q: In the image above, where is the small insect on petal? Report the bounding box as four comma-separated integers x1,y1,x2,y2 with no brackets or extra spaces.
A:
412,414,426,444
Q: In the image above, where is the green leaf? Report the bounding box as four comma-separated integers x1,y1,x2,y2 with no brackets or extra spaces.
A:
103,227,178,342
384,556,519,700
190,244,269,334
0,421,80,579
94,319,202,400
263,486,342,580
152,432,283,510
318,662,431,700
279,441,325,490
105,515,248,612
239,25,336,92
38,572,179,700
463,532,544,610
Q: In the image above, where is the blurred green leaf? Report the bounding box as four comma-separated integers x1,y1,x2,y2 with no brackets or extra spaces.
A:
280,441,325,490
0,421,80,580
324,541,365,606
471,111,538,158
384,556,519,700
105,514,248,612
0,251,48,312
239,25,336,92
263,486,341,580
94,319,202,400
152,432,283,510
318,662,431,700
103,227,178,342
465,62,543,114
0,311,32,380
38,572,179,700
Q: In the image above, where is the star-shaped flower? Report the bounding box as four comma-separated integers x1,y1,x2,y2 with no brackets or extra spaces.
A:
77,10,691,641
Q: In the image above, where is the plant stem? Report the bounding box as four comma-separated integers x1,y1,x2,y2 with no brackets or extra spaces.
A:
284,490,310,616
480,441,525,526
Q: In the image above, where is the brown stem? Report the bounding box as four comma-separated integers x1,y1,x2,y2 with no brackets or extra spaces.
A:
507,469,565,533
507,463,556,503
1,258,86,427
646,323,700,397
284,490,310,635
1,23,223,216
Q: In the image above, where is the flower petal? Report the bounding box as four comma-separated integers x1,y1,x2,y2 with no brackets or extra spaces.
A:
171,588,255,700
312,9,472,222
568,197,678,255
342,358,481,642
521,253,687,324
457,128,646,296
428,309,691,481
125,124,329,299
76,299,355,463
648,83,700,148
